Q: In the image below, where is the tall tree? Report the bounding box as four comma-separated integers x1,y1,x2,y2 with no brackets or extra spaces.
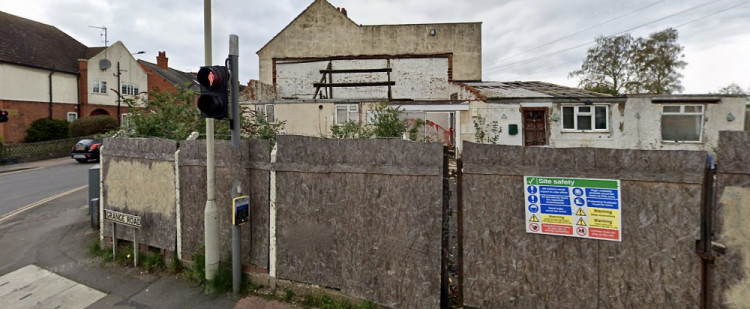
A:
570,28,687,95
569,34,635,95
716,83,747,95
632,28,687,94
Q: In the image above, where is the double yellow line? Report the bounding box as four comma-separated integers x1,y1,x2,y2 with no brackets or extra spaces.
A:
0,185,87,223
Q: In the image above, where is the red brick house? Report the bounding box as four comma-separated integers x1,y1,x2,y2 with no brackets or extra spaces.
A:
138,52,198,99
0,11,147,143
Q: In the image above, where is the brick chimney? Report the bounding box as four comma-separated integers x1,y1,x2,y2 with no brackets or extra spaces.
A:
157,51,168,70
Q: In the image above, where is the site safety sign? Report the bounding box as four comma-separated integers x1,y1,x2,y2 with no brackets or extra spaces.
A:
524,176,622,242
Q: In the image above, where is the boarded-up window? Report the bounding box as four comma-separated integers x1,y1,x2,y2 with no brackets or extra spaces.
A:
661,105,703,142
255,104,275,123
562,105,608,131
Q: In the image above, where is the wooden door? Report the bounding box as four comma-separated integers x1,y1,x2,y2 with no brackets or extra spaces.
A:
522,108,548,146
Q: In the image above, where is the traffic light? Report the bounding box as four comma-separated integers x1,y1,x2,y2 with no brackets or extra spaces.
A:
0,110,8,123
197,66,229,119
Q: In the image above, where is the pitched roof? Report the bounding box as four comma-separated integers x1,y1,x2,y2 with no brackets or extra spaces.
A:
461,81,614,99
138,60,198,89
257,0,360,54
0,11,93,73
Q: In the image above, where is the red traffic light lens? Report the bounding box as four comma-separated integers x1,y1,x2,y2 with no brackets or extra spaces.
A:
197,66,227,91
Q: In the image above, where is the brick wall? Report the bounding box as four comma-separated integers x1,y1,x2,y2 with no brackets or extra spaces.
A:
0,100,127,144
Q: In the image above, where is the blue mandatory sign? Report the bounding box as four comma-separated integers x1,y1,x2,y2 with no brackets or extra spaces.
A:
573,187,584,196
528,204,539,213
527,186,538,194
574,197,586,206
528,195,539,203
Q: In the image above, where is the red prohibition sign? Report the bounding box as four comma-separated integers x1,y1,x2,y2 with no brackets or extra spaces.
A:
529,223,540,232
577,226,587,236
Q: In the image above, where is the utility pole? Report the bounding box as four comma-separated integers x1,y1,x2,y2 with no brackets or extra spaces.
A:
203,0,220,294
115,62,121,126
229,34,241,296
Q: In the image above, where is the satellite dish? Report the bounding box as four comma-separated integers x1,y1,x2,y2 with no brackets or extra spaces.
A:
99,59,111,70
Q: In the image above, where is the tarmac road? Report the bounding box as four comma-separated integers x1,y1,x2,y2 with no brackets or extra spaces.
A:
0,158,296,308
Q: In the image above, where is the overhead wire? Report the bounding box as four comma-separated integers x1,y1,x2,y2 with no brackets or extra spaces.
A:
483,0,726,75
487,0,667,67
516,0,750,80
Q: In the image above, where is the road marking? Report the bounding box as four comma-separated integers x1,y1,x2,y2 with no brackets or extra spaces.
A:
0,167,43,176
0,185,87,223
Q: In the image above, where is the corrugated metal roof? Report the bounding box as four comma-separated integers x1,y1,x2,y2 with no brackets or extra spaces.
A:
462,81,612,99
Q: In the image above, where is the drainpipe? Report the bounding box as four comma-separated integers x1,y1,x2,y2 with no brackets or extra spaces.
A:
48,67,56,119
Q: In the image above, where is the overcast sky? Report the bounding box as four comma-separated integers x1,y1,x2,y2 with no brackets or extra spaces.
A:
2,0,748,94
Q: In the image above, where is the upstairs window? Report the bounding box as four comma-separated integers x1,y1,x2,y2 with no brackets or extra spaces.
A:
335,104,359,125
121,83,140,96
661,105,703,142
93,80,107,94
562,105,608,131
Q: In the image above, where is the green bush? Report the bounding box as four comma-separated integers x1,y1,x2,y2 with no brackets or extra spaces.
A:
25,118,69,142
69,115,118,137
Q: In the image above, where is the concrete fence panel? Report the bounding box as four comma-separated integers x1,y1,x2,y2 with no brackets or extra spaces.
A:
101,137,177,251
714,131,750,307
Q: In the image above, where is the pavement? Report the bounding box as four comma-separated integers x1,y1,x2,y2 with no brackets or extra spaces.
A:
0,158,298,309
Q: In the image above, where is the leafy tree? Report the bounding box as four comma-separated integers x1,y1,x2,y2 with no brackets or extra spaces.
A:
632,28,687,94
570,28,686,95
114,86,202,140
329,102,423,140
25,118,69,142
715,83,747,95
111,86,285,143
330,121,373,139
570,34,636,95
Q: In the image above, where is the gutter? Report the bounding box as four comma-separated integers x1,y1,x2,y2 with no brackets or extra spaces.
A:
48,67,56,119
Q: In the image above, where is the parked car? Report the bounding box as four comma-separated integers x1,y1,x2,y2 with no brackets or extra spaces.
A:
71,139,102,163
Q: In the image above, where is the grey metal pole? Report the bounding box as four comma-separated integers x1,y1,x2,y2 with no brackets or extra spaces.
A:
229,34,241,296
203,0,220,294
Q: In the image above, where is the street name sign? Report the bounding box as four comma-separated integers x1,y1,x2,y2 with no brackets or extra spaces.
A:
104,209,141,228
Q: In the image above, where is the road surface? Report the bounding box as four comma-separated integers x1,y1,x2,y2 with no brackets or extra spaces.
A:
0,157,93,217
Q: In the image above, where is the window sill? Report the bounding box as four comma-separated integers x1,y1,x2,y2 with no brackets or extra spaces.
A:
660,140,703,144
561,130,610,133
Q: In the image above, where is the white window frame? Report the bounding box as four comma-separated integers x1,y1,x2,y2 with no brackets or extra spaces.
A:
120,83,140,96
660,104,704,142
561,104,609,132
67,112,78,122
121,113,131,128
335,104,359,125
93,80,107,94
254,104,275,123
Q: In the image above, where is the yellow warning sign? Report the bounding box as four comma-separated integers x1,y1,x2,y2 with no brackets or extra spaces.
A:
576,208,587,216
589,217,619,229
576,218,587,226
529,214,539,222
590,208,618,219
542,214,572,225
